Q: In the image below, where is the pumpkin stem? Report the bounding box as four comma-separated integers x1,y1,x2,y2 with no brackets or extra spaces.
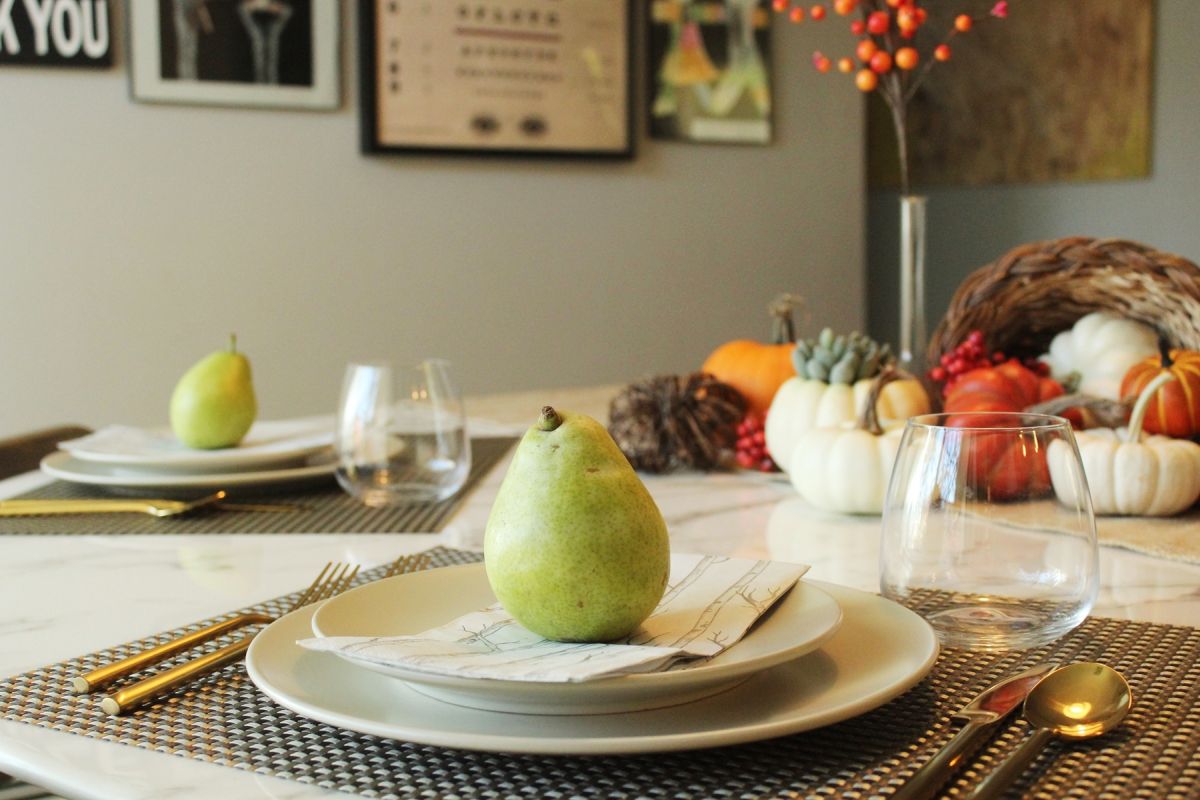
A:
1158,337,1174,369
768,294,804,345
1126,371,1175,443
537,406,562,432
858,367,908,435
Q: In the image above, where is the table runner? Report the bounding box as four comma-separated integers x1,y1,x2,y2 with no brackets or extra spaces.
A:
2,547,1197,799
0,437,514,535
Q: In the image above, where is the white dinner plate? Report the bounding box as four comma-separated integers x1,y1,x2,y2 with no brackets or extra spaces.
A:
40,450,336,495
308,562,843,715
59,418,333,472
246,578,938,755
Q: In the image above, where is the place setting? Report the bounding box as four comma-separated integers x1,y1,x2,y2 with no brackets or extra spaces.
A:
6,401,1189,800
0,351,518,535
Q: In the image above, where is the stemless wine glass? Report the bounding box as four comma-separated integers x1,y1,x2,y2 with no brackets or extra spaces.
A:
880,412,1098,651
335,359,471,506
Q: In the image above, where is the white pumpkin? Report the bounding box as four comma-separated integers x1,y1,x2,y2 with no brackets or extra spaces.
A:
765,375,929,473
1048,372,1200,516
1041,311,1158,400
786,371,907,514
789,423,903,514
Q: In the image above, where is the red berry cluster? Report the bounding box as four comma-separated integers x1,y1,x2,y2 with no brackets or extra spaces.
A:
735,414,777,472
927,330,1050,394
771,0,1009,94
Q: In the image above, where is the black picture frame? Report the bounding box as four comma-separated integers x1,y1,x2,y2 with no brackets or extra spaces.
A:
359,0,633,159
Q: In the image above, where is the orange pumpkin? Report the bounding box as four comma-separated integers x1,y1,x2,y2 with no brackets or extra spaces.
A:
1120,348,1200,438
943,360,1065,500
943,359,1065,418
701,296,798,416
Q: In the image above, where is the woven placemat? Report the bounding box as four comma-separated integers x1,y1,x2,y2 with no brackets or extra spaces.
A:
0,438,514,535
2,547,1198,799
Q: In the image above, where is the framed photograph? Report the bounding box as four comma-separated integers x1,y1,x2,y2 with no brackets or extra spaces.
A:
129,1,340,110
648,0,773,145
360,0,632,158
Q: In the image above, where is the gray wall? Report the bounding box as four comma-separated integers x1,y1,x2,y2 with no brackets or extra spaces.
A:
0,6,864,438
868,0,1200,357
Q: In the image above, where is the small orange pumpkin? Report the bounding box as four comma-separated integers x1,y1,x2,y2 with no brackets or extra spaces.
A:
1120,345,1200,438
701,295,799,416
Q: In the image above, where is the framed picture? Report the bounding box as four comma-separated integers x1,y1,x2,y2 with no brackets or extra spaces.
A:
648,0,773,145
129,1,340,110
360,0,632,158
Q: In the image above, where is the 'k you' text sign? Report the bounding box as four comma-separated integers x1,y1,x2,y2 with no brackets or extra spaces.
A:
0,0,111,67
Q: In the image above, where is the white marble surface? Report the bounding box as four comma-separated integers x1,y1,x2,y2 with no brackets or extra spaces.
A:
1,400,1199,799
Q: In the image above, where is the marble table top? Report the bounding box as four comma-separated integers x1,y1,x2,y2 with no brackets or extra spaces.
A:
1,385,1198,799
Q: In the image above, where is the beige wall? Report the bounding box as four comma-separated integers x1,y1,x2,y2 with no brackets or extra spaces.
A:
0,6,864,438
868,0,1200,355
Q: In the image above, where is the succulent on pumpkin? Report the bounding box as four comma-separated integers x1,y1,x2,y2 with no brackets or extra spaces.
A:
792,328,894,384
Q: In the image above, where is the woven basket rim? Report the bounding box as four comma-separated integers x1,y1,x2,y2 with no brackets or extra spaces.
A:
927,236,1200,365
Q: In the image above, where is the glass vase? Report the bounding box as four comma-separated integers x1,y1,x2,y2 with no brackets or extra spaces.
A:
898,195,928,372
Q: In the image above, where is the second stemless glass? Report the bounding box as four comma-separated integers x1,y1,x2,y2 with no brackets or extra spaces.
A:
335,359,471,507
880,412,1098,651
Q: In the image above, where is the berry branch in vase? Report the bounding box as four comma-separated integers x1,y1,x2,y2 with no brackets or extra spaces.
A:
772,0,1009,195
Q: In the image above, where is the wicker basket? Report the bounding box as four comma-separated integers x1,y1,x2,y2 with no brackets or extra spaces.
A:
927,236,1200,367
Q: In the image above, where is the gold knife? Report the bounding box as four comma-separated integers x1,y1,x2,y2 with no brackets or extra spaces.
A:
0,492,301,517
890,661,1060,800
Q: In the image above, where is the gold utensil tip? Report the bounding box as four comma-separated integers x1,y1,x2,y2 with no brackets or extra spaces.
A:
89,554,432,715
889,662,1059,800
965,663,1132,800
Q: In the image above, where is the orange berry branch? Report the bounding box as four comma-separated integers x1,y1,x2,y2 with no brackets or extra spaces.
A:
772,0,1009,194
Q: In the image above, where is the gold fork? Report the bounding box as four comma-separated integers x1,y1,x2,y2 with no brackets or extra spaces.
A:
76,553,429,715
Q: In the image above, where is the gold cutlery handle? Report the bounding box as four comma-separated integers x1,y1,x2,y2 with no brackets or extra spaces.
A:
101,634,255,716
0,499,166,517
964,727,1056,800
891,720,992,800
71,612,272,694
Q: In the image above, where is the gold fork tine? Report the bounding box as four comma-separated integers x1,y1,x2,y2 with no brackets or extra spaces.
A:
96,556,429,716
384,553,430,578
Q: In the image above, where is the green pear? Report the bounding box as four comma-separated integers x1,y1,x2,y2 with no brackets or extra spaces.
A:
169,335,257,449
484,406,670,642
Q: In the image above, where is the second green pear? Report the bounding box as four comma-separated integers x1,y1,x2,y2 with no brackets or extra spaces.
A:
169,335,257,449
484,407,670,642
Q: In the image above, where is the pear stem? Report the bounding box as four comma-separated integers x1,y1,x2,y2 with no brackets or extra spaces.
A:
229,333,238,354
538,406,562,431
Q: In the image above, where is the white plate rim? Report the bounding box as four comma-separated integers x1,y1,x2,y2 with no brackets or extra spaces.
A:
246,579,939,755
308,562,843,710
59,422,333,471
39,450,335,491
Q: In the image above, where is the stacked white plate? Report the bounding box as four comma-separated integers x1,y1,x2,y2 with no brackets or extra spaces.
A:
247,563,940,755
41,417,336,494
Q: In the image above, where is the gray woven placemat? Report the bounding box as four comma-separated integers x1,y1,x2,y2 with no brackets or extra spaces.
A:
0,438,514,535
2,546,1198,799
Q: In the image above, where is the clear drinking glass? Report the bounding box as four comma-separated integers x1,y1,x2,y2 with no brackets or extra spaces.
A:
335,359,471,506
880,412,1098,651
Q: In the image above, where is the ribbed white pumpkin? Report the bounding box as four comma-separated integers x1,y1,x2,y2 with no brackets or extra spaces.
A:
1048,372,1200,516
1041,311,1158,400
789,423,903,514
786,371,908,514
765,375,929,474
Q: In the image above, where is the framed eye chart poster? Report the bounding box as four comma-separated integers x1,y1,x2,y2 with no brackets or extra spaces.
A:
360,0,632,158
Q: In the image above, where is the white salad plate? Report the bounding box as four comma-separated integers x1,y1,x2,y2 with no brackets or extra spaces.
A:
308,563,844,715
246,576,938,755
58,418,333,472
40,450,335,495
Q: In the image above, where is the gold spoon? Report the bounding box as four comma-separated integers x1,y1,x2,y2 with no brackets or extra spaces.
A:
965,662,1132,800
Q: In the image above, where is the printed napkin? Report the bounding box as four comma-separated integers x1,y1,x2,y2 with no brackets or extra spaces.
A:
299,555,808,683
